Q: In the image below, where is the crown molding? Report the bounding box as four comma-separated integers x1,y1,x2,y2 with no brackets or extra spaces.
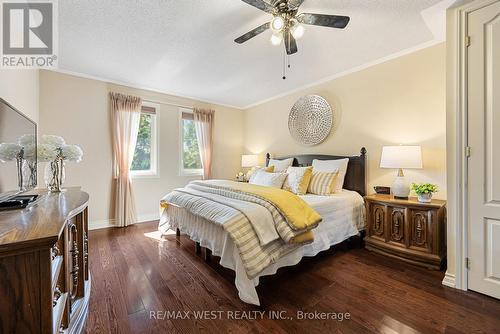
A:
45,68,244,111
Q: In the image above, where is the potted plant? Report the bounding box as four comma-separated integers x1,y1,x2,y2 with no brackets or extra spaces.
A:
411,183,438,203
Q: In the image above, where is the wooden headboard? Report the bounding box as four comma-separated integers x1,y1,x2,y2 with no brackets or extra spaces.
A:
266,147,367,196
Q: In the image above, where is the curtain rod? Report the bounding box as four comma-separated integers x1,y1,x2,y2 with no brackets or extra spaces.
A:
143,99,193,110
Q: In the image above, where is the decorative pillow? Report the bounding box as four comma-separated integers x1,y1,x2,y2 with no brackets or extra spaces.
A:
282,166,313,195
268,158,294,172
246,165,274,182
308,171,339,195
249,170,287,189
312,158,349,192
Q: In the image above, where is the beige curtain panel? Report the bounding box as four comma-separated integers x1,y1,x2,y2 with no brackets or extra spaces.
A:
110,92,142,227
193,108,215,180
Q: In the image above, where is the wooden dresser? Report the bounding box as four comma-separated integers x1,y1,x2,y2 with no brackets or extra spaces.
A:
364,194,446,270
0,188,90,333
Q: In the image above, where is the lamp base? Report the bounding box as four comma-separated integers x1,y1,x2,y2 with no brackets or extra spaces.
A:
392,175,410,199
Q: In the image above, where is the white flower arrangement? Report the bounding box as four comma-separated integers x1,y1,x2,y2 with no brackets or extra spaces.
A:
37,135,83,163
22,144,37,162
0,134,83,163
0,143,22,162
61,144,83,163
18,134,35,147
37,143,58,162
41,135,65,147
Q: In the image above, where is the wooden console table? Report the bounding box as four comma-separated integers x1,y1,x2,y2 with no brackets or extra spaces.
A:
0,188,90,333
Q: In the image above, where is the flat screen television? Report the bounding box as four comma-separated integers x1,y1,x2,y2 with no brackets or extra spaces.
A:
0,98,37,203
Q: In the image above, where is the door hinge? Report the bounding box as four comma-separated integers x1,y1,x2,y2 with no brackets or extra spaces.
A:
466,36,471,47
465,257,471,270
465,146,471,158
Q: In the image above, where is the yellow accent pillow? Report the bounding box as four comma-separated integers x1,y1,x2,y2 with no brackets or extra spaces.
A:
246,165,274,182
307,171,339,195
282,166,313,195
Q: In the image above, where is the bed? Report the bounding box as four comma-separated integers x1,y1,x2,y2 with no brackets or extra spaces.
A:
159,148,367,305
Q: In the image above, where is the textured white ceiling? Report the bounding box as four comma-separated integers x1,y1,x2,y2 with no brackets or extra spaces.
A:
58,0,451,109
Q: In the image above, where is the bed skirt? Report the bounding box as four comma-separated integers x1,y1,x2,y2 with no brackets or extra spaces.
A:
159,205,362,306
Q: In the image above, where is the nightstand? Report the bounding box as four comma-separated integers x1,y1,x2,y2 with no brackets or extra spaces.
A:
364,194,446,270
235,178,248,183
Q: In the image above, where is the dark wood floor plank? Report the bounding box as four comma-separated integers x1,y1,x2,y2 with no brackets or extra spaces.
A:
108,232,146,315
84,222,500,334
118,226,190,334
333,251,500,333
140,233,252,334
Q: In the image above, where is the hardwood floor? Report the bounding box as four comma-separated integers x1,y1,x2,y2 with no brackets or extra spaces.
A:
85,221,500,334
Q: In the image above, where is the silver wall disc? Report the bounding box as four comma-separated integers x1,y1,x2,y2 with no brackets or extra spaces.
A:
288,95,333,146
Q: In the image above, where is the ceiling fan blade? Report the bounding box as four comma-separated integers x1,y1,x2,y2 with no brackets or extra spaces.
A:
288,0,305,9
297,13,350,29
241,0,275,13
284,30,298,55
234,22,270,44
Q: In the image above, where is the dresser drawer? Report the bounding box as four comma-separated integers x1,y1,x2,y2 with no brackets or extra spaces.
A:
368,203,387,242
408,209,433,253
51,242,63,291
52,287,68,334
387,207,406,248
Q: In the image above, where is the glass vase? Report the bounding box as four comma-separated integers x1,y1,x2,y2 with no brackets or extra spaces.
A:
44,159,65,192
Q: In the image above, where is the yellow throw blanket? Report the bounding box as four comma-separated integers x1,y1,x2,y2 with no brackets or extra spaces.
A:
204,180,321,242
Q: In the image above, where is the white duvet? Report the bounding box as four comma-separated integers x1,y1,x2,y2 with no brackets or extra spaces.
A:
160,189,365,306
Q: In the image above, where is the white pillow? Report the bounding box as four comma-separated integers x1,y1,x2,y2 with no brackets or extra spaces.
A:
282,166,313,195
249,170,288,189
312,158,349,192
247,166,274,183
268,158,294,172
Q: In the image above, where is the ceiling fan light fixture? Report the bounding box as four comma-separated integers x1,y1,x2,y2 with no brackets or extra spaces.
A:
271,16,284,32
270,33,283,45
291,23,305,39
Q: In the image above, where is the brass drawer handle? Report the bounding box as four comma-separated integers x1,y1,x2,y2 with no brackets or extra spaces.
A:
53,286,62,307
51,245,60,261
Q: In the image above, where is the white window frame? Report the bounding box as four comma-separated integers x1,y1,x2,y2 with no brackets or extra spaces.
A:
179,108,203,176
130,101,160,179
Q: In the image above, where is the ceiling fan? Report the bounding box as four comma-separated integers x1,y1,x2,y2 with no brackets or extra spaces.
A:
235,0,350,55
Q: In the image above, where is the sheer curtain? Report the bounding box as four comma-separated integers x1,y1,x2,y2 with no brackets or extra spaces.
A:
193,108,215,180
110,92,142,227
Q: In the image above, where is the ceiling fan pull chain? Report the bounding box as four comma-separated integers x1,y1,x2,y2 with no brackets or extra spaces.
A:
282,48,286,80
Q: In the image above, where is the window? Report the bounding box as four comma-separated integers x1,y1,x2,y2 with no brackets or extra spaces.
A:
180,108,202,175
130,102,159,177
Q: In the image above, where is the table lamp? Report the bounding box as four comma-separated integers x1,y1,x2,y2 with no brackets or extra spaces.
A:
380,146,422,198
241,154,259,168
239,155,259,182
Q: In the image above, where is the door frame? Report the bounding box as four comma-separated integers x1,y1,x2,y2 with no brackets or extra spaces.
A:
446,0,500,291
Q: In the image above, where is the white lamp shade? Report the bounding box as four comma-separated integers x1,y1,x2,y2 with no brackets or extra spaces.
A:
241,154,259,168
380,146,423,169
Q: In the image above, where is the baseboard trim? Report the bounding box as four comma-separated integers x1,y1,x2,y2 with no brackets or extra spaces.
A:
89,215,159,231
442,272,456,288
137,214,160,223
89,219,116,231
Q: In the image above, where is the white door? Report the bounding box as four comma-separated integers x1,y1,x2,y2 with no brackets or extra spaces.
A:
467,0,500,299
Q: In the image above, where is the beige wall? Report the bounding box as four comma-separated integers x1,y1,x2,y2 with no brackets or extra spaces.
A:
0,69,39,123
39,70,243,227
243,43,447,199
